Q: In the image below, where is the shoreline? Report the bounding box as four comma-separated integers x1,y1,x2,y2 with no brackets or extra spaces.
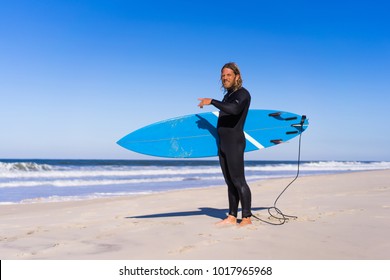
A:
1,169,389,260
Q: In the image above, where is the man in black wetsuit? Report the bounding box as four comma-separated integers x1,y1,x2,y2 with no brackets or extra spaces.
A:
198,62,252,226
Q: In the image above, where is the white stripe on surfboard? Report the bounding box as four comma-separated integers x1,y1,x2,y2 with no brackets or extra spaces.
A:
212,111,264,150
244,132,264,150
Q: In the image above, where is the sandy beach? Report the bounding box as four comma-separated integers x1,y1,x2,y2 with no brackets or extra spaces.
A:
1,169,389,260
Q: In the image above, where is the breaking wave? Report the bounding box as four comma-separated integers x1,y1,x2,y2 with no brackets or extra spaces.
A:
0,161,52,172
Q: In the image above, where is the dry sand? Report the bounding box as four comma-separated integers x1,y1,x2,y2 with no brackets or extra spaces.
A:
1,170,389,260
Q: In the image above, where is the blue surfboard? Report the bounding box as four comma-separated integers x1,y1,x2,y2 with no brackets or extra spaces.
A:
117,109,309,158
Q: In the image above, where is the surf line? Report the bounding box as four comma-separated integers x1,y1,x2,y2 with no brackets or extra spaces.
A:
211,112,264,150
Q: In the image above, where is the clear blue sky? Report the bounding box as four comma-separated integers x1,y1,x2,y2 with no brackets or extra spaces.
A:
1,0,389,161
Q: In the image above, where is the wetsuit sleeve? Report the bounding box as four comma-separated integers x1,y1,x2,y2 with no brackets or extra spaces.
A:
211,92,249,115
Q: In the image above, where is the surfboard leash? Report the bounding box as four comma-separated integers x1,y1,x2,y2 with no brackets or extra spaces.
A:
252,115,306,225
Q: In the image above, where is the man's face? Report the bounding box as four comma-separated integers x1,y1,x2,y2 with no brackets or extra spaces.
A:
221,67,239,90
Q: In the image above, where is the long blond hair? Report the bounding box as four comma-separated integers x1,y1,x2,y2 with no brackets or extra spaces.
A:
221,62,243,92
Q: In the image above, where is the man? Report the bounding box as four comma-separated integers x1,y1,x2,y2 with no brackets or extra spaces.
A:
198,62,252,226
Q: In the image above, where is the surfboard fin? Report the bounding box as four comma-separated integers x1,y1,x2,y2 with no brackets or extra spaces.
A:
269,112,298,121
285,116,298,121
268,112,282,117
286,131,299,135
271,139,283,144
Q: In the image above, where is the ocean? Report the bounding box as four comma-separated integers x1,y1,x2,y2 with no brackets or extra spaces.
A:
1,159,389,204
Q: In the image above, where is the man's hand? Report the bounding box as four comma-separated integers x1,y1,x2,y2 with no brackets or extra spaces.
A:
198,98,212,108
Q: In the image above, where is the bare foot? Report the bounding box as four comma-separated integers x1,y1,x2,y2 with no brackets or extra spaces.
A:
238,217,252,227
215,215,237,226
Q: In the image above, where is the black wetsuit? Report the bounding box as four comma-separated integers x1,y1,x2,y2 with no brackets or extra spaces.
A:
211,87,252,218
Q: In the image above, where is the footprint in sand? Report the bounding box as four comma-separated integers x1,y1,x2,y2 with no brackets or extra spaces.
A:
168,245,195,255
